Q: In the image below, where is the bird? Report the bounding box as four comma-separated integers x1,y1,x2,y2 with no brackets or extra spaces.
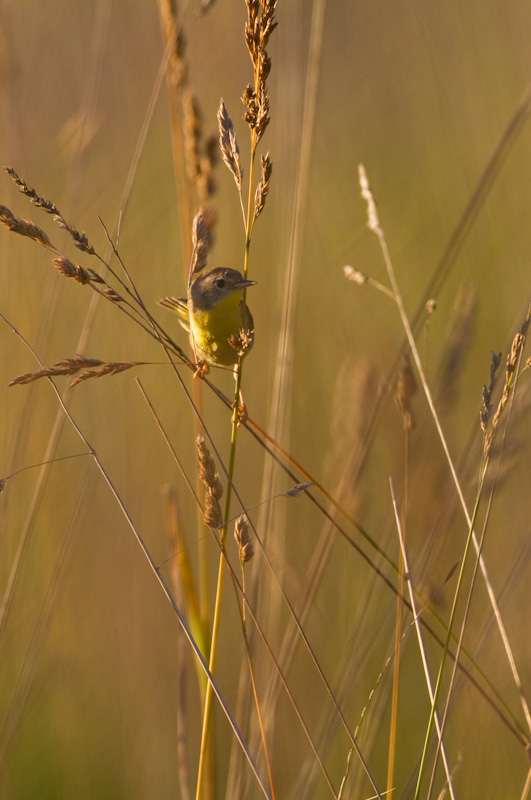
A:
160,267,256,371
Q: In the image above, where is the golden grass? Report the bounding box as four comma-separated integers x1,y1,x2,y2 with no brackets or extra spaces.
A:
1,2,531,799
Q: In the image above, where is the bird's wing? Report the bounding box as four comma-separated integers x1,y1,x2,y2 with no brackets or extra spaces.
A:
159,296,190,330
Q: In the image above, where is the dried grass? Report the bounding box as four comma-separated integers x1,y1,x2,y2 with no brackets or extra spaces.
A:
9,355,147,389
5,166,94,253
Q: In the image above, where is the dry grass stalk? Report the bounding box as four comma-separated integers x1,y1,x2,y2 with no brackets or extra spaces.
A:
242,0,276,144
158,0,219,275
160,485,195,800
343,265,369,286
195,10,278,797
196,434,224,532
69,360,144,387
1,208,105,287
203,493,222,531
217,99,243,190
244,0,277,61
157,0,187,90
9,356,145,388
183,89,218,225
484,319,529,454
196,435,223,501
253,152,272,222
241,83,269,143
234,514,254,564
190,207,209,276
197,141,217,210
0,204,51,246
228,327,254,358
52,256,91,285
157,0,195,269
394,354,418,431
102,287,125,303
53,256,105,285
344,264,395,300
480,351,502,432
183,88,202,184
5,166,94,254
358,164,381,235
283,481,313,497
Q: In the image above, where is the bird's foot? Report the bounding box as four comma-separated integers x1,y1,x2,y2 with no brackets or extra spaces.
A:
193,360,210,378
232,390,248,427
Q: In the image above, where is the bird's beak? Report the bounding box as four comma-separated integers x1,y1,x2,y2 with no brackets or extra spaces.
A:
235,279,257,289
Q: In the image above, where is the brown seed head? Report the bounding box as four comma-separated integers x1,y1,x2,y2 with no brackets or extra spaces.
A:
343,266,368,286
196,435,223,500
480,351,502,432
5,167,94,253
485,319,530,455
234,514,254,564
191,208,209,275
53,256,91,285
183,88,202,183
228,327,254,358
204,492,222,531
283,481,314,497
217,100,243,190
0,204,51,246
254,152,272,221
394,354,417,431
359,164,381,235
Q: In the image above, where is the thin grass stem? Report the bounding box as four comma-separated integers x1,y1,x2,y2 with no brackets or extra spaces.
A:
389,478,457,800
6,315,273,800
360,163,531,740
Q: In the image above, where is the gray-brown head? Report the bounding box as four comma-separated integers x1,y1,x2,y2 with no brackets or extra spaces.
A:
188,267,256,312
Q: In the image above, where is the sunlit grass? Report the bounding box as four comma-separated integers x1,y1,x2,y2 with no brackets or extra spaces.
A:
1,2,531,799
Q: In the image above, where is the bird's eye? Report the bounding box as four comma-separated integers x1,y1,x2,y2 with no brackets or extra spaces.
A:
214,278,226,289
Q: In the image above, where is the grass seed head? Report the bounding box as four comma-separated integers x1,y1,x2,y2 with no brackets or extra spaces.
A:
234,514,254,564
53,256,91,284
358,164,381,235
394,354,418,431
5,167,94,253
183,88,202,183
480,351,502,432
228,327,254,358
204,492,222,531
191,207,209,275
344,265,369,286
196,435,223,500
0,204,51,246
253,152,272,220
217,100,243,190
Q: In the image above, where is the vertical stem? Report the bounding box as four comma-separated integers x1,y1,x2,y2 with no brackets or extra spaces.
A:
387,434,409,798
195,37,261,800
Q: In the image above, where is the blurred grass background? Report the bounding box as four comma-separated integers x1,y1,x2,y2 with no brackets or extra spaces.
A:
1,1,531,798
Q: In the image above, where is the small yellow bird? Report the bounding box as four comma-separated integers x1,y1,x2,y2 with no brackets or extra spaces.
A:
160,267,256,369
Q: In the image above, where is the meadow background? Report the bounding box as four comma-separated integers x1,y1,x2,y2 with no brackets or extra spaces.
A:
1,1,531,798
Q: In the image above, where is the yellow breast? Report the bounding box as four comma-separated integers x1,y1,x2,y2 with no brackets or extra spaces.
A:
189,292,254,366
